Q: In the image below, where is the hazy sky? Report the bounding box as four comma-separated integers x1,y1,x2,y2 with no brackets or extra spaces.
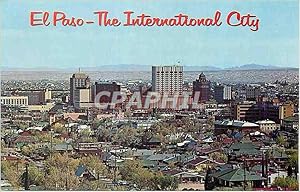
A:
1,0,299,69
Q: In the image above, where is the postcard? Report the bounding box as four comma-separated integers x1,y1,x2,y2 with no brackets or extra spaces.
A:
1,0,299,191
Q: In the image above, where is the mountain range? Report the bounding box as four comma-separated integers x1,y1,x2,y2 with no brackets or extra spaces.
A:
2,64,297,72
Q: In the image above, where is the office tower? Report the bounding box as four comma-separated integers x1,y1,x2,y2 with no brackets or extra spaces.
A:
92,81,121,103
233,101,260,121
193,72,211,103
279,101,294,120
246,86,261,100
214,84,232,103
233,101,280,123
223,85,232,101
74,88,91,109
152,65,183,95
214,85,224,103
70,71,91,105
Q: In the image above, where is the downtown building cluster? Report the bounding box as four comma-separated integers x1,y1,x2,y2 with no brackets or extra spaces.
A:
0,65,299,191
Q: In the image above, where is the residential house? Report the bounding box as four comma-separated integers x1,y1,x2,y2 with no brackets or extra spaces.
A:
210,168,266,189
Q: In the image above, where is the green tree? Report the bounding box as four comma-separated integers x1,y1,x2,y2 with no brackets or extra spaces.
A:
119,160,153,190
27,164,44,186
45,153,80,171
35,132,63,144
44,166,80,190
78,180,108,190
112,127,140,146
150,173,178,190
52,122,65,133
43,153,81,190
1,160,23,188
209,152,228,163
97,127,111,142
207,116,215,129
287,150,298,177
288,150,298,168
119,160,178,190
20,144,37,157
276,135,287,147
79,155,108,179
273,177,298,190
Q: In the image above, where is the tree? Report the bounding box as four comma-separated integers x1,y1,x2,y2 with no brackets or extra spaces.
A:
273,177,298,190
52,122,65,133
276,135,287,147
112,127,140,146
1,140,7,152
119,160,178,190
150,121,177,145
44,153,80,190
119,159,143,181
96,127,111,142
207,116,215,129
79,155,108,179
288,150,298,177
27,164,44,186
35,132,63,144
20,144,37,157
1,160,23,189
44,166,80,190
150,173,178,190
119,160,154,190
288,150,298,167
45,153,80,171
209,152,228,163
78,180,108,190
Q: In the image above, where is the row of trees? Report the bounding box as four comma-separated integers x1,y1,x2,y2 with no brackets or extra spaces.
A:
1,153,110,190
95,116,213,147
2,154,179,191
119,160,179,190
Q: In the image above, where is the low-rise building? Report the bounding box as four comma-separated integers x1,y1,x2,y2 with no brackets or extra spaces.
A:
214,120,260,135
1,96,28,106
281,115,299,131
27,103,55,112
255,119,279,133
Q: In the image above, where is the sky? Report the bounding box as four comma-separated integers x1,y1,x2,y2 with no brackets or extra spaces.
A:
0,0,299,69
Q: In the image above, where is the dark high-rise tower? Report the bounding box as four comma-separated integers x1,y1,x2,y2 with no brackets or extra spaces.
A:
214,85,224,103
193,72,211,103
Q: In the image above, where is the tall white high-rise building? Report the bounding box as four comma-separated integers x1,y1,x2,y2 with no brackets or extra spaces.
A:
223,85,232,100
152,65,183,95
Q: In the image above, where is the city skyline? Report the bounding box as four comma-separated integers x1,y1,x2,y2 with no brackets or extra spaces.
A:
1,0,299,69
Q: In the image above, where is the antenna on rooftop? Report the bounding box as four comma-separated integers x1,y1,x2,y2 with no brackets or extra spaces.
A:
177,60,181,66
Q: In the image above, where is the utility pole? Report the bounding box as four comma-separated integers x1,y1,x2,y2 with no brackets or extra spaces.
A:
50,129,53,158
243,157,246,191
113,150,117,187
265,151,269,187
65,171,68,190
262,151,265,187
24,163,29,190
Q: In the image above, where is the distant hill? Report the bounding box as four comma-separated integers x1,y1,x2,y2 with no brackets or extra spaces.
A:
226,64,281,70
184,65,221,71
2,64,298,72
80,65,222,72
1,65,222,72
